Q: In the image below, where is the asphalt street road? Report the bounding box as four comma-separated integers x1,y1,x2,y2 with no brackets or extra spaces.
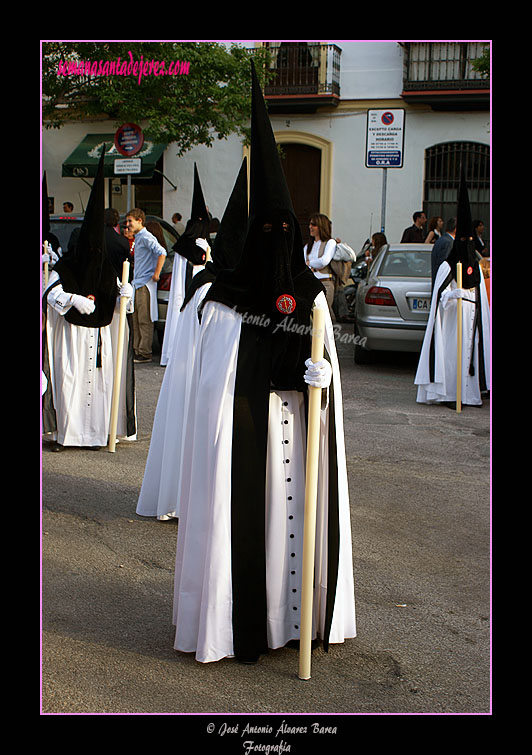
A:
41,326,491,722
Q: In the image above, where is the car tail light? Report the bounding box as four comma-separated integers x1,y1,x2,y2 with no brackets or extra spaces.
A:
158,273,172,291
365,286,397,306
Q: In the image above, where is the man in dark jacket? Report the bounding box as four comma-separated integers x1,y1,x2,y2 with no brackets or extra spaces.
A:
430,216,456,289
401,211,427,243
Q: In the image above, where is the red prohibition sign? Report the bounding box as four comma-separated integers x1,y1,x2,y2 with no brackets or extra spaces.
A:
381,112,394,125
114,123,144,157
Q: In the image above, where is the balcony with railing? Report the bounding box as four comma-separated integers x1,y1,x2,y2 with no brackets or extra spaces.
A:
401,42,489,110
252,43,341,113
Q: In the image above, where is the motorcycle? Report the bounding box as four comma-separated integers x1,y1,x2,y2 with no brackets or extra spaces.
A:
333,241,370,322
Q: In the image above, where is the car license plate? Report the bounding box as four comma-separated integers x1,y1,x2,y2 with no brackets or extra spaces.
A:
412,297,429,311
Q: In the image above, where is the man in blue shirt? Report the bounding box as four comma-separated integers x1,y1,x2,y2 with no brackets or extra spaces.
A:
126,208,167,363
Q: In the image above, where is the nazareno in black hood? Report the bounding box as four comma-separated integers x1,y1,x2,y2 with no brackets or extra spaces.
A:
53,147,119,328
173,163,212,265
203,60,323,390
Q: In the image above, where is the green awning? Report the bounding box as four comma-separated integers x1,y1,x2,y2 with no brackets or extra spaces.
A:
62,134,167,179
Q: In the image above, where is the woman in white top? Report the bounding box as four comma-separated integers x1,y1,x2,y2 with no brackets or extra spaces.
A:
304,213,337,320
425,216,443,244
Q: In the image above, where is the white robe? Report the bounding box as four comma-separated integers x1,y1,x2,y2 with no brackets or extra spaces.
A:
136,281,212,520
172,291,356,663
44,271,135,447
161,255,204,366
415,261,490,405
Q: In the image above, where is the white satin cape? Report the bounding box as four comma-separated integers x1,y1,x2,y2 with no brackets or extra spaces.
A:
172,291,356,663
160,255,199,366
136,281,212,519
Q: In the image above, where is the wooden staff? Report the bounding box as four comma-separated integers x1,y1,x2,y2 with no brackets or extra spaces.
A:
456,262,462,413
299,305,326,681
108,260,130,453
43,240,49,288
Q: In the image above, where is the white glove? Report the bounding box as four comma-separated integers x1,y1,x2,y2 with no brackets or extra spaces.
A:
447,288,468,300
42,247,59,266
195,237,211,255
441,288,475,309
304,358,332,389
195,237,210,251
70,294,96,315
118,282,133,299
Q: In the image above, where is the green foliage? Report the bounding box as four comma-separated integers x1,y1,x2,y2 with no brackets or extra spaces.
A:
42,42,272,155
471,45,490,78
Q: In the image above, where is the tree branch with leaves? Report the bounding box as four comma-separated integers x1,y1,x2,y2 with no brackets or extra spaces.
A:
42,41,272,155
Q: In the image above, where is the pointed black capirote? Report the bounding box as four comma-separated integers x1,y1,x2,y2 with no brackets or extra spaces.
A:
455,163,474,243
248,60,295,224
191,162,209,222
210,157,248,274
203,59,321,317
180,158,249,312
173,162,212,265
42,172,51,239
42,172,60,251
446,164,481,289
202,58,323,390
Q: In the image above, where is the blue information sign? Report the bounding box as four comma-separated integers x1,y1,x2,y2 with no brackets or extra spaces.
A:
366,109,405,168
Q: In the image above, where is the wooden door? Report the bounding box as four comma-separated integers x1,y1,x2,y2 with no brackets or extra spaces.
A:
279,143,321,244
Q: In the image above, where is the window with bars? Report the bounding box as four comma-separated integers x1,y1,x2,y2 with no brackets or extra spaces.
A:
424,142,490,245
404,42,489,90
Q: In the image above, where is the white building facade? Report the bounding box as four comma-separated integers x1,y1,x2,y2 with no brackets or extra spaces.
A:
42,40,490,251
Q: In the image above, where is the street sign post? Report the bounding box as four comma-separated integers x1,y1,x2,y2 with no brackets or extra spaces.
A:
114,124,144,211
365,109,405,232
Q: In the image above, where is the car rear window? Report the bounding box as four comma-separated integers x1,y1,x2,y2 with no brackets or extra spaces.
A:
379,249,431,278
50,220,84,251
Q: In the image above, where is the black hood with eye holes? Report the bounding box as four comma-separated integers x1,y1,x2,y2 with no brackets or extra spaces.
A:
204,209,322,391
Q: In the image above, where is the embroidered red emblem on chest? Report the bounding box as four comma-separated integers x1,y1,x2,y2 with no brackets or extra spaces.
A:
276,294,296,314
467,266,473,276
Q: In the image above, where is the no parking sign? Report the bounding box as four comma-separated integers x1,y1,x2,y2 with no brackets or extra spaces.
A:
366,109,405,168
114,123,144,157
